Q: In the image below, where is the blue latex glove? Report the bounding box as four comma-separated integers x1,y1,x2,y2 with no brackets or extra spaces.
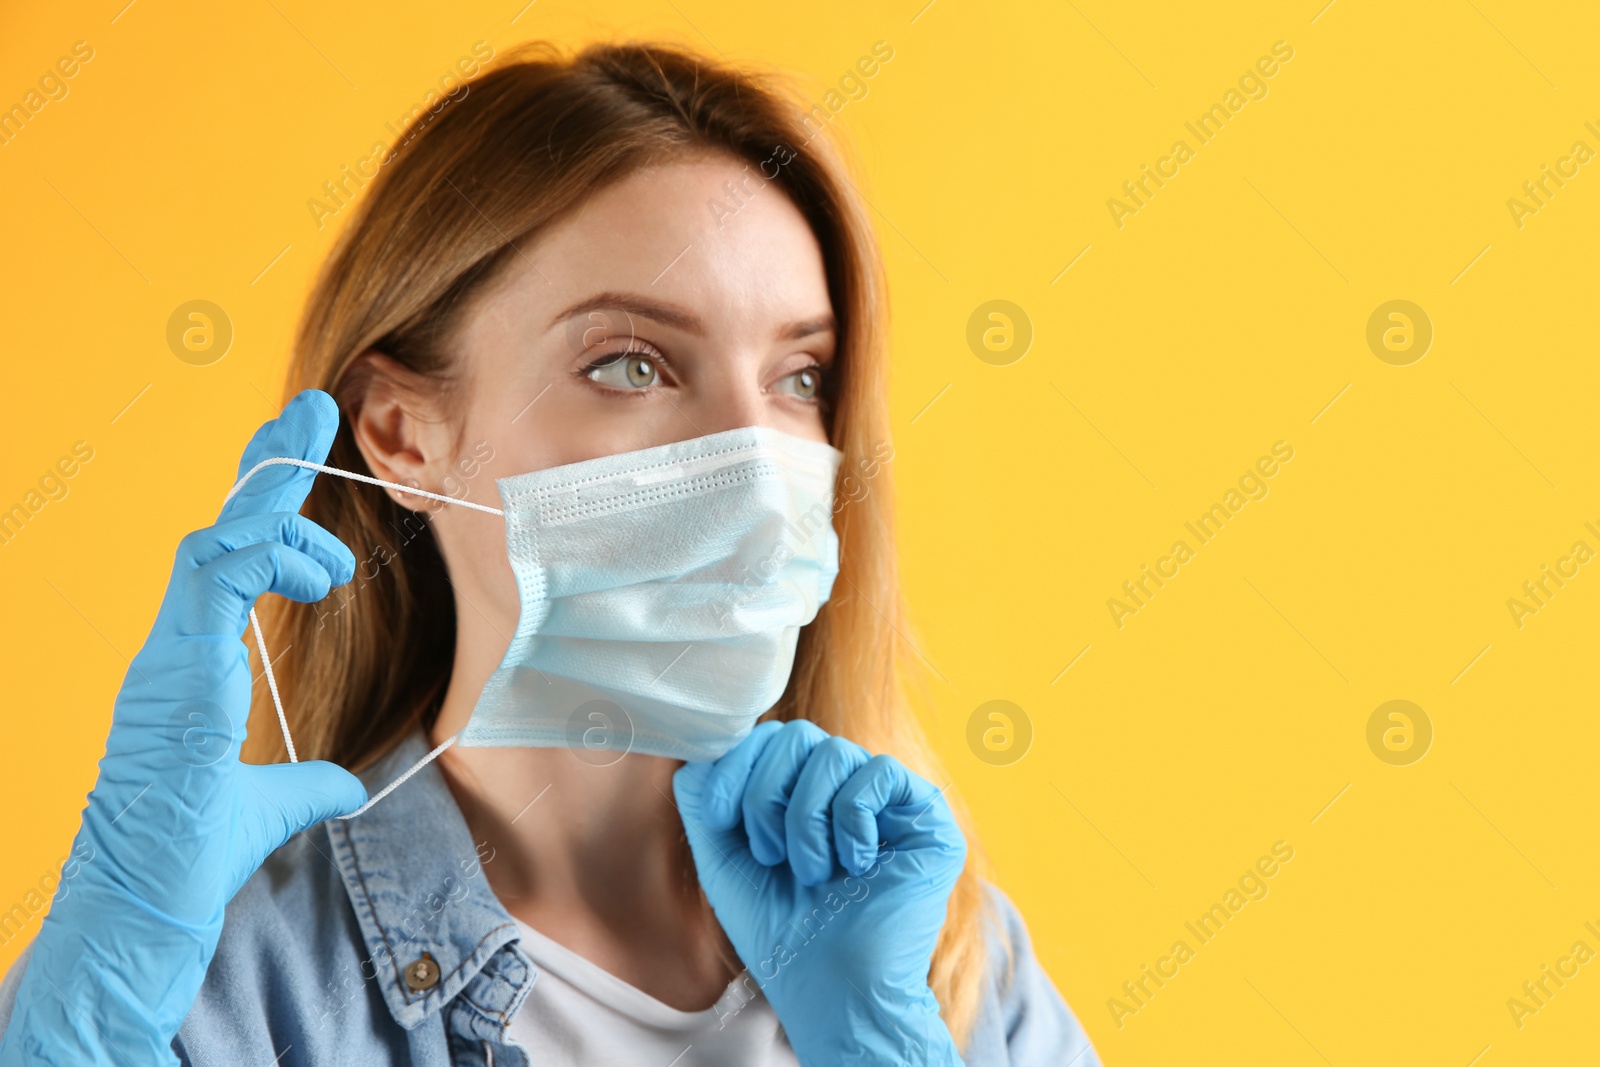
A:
673,719,968,1067
0,391,367,1066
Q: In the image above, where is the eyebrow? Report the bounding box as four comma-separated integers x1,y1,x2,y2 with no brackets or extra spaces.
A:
547,290,836,342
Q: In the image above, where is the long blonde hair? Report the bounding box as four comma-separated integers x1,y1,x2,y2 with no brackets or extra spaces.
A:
245,39,992,1044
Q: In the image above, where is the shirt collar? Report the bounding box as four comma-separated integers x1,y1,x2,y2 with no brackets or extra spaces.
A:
326,728,529,1031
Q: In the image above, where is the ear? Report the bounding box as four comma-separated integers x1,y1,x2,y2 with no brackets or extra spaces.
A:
346,351,453,513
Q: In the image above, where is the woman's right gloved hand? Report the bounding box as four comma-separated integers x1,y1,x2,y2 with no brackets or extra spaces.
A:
0,390,367,1066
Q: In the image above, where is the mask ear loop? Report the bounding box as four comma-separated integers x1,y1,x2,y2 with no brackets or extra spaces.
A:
223,456,505,818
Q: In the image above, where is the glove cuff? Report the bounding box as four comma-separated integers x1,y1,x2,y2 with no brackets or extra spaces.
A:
0,983,178,1067
778,979,964,1067
0,893,214,1066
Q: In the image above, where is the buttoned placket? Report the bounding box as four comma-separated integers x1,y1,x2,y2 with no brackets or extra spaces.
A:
326,730,541,1064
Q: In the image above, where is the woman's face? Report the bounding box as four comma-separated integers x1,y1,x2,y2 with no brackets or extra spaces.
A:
360,151,838,627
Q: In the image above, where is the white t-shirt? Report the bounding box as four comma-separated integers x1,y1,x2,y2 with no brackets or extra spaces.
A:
504,917,799,1066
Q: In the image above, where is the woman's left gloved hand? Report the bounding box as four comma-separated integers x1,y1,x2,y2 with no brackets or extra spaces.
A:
673,720,968,1067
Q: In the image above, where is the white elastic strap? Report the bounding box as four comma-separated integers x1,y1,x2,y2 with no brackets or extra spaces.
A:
228,455,503,818
336,732,460,820
225,456,506,516
249,608,295,763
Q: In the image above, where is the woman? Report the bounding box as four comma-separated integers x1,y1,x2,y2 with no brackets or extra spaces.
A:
0,41,1097,1065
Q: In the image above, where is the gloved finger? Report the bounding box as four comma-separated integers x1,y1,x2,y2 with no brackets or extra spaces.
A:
785,735,870,886
240,760,368,845
219,390,341,523
673,761,756,884
177,541,337,637
178,512,355,586
673,761,729,849
741,719,828,867
673,759,714,821
700,720,786,830
872,804,968,880
832,754,944,876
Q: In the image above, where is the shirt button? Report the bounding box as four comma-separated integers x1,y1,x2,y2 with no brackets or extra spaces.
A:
404,953,441,992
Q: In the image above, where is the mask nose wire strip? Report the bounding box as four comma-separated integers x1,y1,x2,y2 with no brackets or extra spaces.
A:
223,455,508,818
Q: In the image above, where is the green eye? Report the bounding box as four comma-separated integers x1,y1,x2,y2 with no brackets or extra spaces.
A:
777,366,823,400
587,354,659,390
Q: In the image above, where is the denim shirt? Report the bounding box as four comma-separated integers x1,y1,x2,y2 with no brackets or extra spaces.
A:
0,731,1100,1065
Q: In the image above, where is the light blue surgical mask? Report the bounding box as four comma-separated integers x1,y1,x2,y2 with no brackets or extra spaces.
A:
463,424,843,762
234,424,843,814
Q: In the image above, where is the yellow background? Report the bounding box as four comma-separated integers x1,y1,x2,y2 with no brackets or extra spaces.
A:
2,1,1596,1063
